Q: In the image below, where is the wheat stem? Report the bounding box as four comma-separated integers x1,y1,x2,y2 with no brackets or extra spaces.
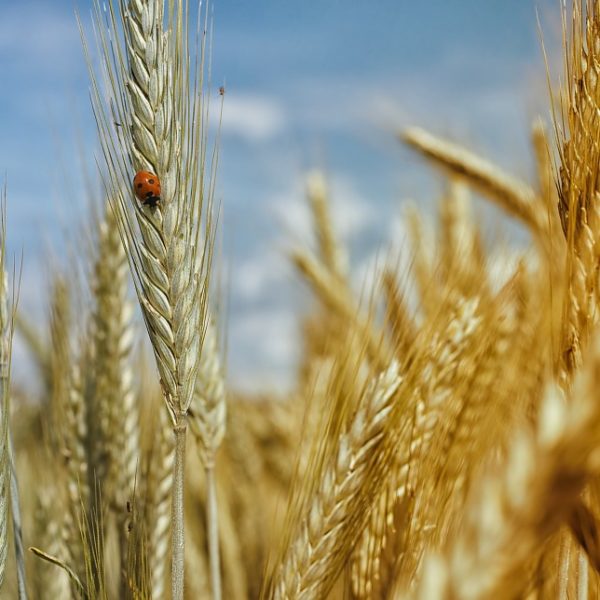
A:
171,416,187,600
206,465,222,600
148,403,175,598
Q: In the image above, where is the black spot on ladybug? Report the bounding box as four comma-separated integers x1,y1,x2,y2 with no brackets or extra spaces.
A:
148,179,155,184
137,183,143,188
145,191,153,198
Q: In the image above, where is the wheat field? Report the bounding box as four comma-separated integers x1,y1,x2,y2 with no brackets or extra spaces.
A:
3,0,600,598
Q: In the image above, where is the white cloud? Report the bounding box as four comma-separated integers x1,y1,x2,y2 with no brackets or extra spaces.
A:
216,94,286,141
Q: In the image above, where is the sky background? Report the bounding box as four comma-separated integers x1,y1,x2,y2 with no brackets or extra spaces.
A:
1,0,559,392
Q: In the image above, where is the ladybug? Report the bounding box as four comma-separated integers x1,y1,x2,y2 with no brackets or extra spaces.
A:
133,171,161,207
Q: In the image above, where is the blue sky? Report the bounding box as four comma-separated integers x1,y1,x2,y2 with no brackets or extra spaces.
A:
1,0,558,391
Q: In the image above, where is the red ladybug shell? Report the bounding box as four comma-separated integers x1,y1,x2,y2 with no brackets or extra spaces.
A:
133,171,161,206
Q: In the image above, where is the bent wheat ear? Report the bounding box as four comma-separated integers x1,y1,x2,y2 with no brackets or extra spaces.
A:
402,127,543,236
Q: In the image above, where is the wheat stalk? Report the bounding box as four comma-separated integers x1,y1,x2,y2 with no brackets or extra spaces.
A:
188,317,226,599
147,402,175,599
84,0,219,595
352,296,482,597
90,202,139,589
268,361,402,599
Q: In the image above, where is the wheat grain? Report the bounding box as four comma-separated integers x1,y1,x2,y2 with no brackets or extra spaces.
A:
404,205,440,318
48,277,72,451
556,1,600,239
438,181,487,298
353,296,482,596
189,322,226,468
87,0,215,422
61,362,90,589
381,270,416,357
32,495,71,599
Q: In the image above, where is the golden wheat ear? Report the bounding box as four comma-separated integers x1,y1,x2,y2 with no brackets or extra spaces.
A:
265,361,402,599
402,127,545,238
